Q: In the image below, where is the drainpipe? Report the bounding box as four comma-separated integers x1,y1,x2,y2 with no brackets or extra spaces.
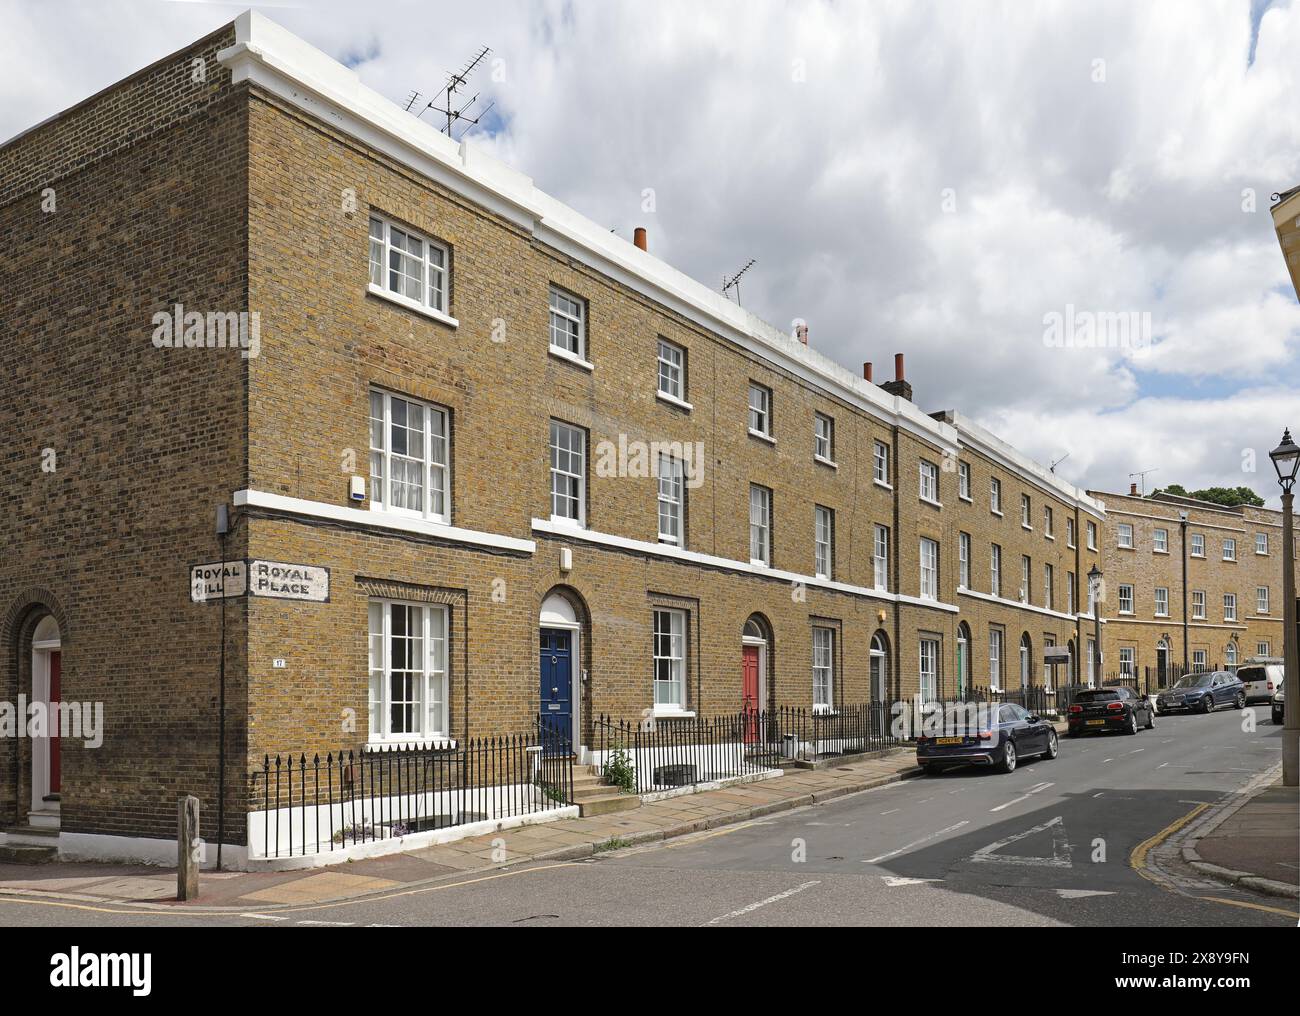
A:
1180,511,1189,677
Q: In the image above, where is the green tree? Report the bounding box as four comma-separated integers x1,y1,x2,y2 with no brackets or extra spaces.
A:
1153,484,1263,507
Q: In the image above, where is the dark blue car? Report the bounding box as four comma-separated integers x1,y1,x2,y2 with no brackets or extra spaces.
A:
1155,671,1246,714
916,702,1058,774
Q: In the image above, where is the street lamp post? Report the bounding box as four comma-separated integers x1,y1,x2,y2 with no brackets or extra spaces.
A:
1269,429,1299,787
1088,563,1103,687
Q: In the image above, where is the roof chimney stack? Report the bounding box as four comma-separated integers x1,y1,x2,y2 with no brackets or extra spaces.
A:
879,352,913,402
634,227,648,252
1130,482,1138,496
863,361,873,383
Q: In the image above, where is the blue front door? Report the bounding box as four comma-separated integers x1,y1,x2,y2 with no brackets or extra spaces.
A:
540,628,573,736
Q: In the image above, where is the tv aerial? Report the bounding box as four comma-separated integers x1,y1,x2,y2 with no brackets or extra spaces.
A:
411,46,496,140
722,259,756,306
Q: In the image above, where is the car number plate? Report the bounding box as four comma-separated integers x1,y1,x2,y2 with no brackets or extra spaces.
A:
935,736,963,745
1086,719,1106,726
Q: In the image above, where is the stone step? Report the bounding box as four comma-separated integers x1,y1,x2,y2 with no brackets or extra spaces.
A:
577,794,641,817
3,824,59,840
571,783,631,802
0,843,57,864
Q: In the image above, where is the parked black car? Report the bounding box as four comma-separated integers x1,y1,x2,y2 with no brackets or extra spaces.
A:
1155,671,1246,714
917,702,1058,774
1066,685,1154,737
1273,687,1285,725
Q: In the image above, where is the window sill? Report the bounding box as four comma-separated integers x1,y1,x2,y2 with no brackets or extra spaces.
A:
549,515,587,530
919,496,943,509
656,390,692,411
366,283,459,328
1022,524,1034,532
1045,534,1055,542
959,495,973,504
873,479,893,491
991,510,1004,518
548,346,595,372
652,708,696,720
1153,549,1169,555
1118,545,1134,552
748,429,776,445
370,503,450,527
814,455,838,470
750,558,770,568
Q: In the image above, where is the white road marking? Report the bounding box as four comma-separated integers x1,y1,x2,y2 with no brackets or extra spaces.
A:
297,919,354,926
1092,792,1104,798
990,782,1054,813
971,816,1073,868
880,809,901,816
1129,748,1144,754
702,880,821,926
1055,889,1114,898
1102,758,1114,763
882,876,943,887
864,821,970,865
240,913,287,921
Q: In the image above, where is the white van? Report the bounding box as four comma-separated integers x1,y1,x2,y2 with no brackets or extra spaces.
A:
1236,658,1284,705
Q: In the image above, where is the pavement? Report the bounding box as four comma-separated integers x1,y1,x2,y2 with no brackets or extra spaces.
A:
1180,769,1299,899
0,749,926,911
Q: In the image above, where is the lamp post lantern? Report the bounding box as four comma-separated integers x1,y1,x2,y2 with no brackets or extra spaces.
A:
1270,429,1299,787
1088,563,1103,687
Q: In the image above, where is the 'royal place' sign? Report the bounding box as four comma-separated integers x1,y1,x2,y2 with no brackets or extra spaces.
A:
191,560,329,603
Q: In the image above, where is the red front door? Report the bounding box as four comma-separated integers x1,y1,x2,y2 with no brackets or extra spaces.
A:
742,646,760,743
49,651,61,795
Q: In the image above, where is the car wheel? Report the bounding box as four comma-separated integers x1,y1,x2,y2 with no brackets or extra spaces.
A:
1200,695,1212,714
1044,730,1059,759
999,739,1017,773
1144,709,1154,730
1124,712,1138,735
1235,692,1246,710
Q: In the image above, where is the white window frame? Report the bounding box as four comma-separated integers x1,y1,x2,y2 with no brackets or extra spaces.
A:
369,389,450,524
957,461,970,501
748,383,772,438
1118,584,1134,614
1223,593,1237,622
919,637,939,703
1067,572,1076,615
1226,642,1238,667
1257,641,1271,657
1154,587,1169,617
1066,517,1075,548
1019,554,1031,603
1191,533,1205,557
873,441,891,485
368,213,449,316
812,627,835,711
958,532,970,590
1043,563,1053,610
990,543,1001,597
873,524,890,591
1256,532,1269,556
1153,528,1168,553
653,609,687,711
549,419,586,526
750,484,771,566
368,600,448,743
814,412,835,464
1119,647,1135,678
1192,589,1206,620
1257,586,1270,615
990,477,1002,515
814,505,833,580
1021,494,1032,528
1087,521,1097,551
548,286,587,361
919,537,939,600
989,628,1003,689
657,454,684,547
919,460,939,504
1044,506,1053,538
1118,523,1133,548
1222,538,1236,562
656,338,685,402
1193,650,1208,669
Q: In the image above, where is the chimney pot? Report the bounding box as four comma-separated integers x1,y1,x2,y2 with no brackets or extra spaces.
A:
895,352,905,381
634,227,647,252
863,361,873,382
880,353,914,402
796,323,809,345
1130,482,1138,496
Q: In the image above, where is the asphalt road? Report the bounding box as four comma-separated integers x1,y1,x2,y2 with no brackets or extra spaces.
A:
0,705,1293,928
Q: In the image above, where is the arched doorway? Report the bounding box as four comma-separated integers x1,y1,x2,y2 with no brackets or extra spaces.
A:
1019,633,1032,689
741,614,772,743
870,630,891,702
956,623,972,698
30,614,62,824
539,589,585,745
1224,641,1237,669
1156,638,1170,687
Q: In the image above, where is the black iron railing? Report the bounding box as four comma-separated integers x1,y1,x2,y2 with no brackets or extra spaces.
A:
591,703,905,793
249,718,573,859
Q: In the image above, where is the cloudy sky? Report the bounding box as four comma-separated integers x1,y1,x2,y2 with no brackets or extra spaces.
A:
5,0,1299,503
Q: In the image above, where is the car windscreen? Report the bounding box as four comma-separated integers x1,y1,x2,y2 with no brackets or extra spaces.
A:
1174,673,1214,688
1074,690,1120,702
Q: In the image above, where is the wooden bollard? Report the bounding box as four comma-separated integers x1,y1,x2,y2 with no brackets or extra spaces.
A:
178,795,200,901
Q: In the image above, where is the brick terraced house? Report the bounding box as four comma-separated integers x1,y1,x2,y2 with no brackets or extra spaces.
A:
1088,486,1300,683
12,10,1257,868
